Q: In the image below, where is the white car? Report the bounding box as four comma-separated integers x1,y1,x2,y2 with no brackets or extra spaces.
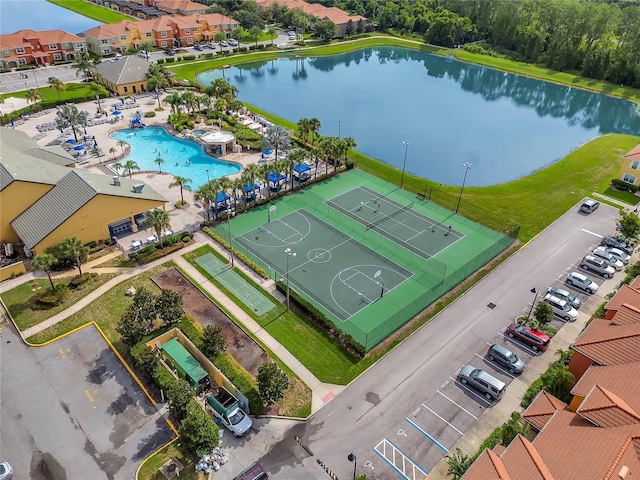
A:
580,255,615,278
0,462,13,480
228,38,238,46
288,32,296,40
606,247,631,265
566,272,599,294
592,246,624,271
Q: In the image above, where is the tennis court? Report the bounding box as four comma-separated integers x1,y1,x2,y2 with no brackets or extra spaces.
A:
195,253,276,316
236,210,412,321
326,186,463,259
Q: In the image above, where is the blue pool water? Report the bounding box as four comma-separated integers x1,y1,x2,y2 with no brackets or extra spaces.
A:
111,128,241,189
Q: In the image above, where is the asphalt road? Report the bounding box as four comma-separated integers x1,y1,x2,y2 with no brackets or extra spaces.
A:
0,324,174,480
256,201,620,479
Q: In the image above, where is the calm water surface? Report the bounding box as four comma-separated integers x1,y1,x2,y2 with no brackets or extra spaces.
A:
0,0,101,35
199,47,640,186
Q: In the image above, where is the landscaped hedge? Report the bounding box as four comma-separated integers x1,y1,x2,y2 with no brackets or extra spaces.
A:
156,58,165,64
137,241,185,264
612,178,638,192
165,57,175,63
275,280,366,358
201,226,269,279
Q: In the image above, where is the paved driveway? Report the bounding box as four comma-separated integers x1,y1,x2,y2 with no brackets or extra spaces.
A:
254,201,623,479
0,323,175,480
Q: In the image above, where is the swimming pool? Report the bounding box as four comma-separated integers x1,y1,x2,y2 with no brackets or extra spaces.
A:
192,129,206,136
110,128,241,189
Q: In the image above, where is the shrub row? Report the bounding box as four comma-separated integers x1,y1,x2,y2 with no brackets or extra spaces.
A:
612,178,639,192
138,241,186,264
201,226,269,279
275,280,366,358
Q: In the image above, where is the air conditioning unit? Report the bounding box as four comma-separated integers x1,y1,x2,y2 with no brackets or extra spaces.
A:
113,176,120,186
132,183,144,193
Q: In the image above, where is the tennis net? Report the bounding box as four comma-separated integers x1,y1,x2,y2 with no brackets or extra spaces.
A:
366,201,414,230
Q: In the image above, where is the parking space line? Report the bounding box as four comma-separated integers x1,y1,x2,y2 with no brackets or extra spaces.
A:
405,417,449,452
374,438,429,480
499,332,539,356
474,353,515,378
581,229,602,238
419,406,463,435
449,377,493,406
436,390,478,419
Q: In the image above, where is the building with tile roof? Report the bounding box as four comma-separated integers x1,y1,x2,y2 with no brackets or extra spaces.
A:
90,55,152,95
152,0,208,15
603,278,640,319
0,29,87,69
0,129,165,270
617,143,640,187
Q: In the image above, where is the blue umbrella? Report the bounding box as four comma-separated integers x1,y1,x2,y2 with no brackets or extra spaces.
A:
66,139,77,144
74,145,84,151
83,127,87,135
112,110,122,115
263,150,273,155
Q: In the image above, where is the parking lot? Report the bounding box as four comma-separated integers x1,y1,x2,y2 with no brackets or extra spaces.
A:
0,324,175,479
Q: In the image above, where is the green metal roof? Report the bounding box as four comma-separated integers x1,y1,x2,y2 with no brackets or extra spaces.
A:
160,338,208,381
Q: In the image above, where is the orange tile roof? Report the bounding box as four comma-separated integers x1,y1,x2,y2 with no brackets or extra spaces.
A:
500,436,553,480
256,0,366,24
0,29,85,50
605,285,640,312
157,0,206,12
523,390,567,431
578,385,640,427
572,318,640,366
573,362,640,399
624,144,640,162
461,448,511,480
630,276,640,289
611,304,640,326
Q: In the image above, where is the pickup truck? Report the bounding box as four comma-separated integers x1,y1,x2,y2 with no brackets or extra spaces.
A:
206,387,252,437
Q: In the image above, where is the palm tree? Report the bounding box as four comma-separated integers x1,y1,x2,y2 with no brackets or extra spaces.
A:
169,175,192,204
242,163,260,201
32,253,58,290
72,54,92,80
26,88,41,105
281,156,295,190
146,63,171,110
308,117,321,145
109,147,117,161
262,125,291,162
181,91,198,117
214,32,227,54
123,160,140,178
268,26,278,46
249,26,262,48
340,136,357,165
297,118,312,144
60,237,89,276
231,26,246,43
117,139,127,154
217,176,232,215
164,92,184,115
49,78,65,100
113,162,123,174
288,148,306,189
258,163,272,198
143,208,172,248
154,156,165,173
230,177,243,207
54,104,87,142
194,181,214,221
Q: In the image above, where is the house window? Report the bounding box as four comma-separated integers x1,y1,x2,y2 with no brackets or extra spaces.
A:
213,24,219,29
18,58,26,65
632,161,640,170
104,48,111,55
161,31,167,37
161,41,167,47
185,29,190,34
49,43,58,49
16,47,25,54
193,27,197,32
124,86,128,92
120,35,127,41
101,39,109,44
187,37,193,44
146,32,152,38
623,173,637,184
53,53,62,60
76,42,84,48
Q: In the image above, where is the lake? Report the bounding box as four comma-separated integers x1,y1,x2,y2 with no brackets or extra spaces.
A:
1,0,101,35
198,47,640,186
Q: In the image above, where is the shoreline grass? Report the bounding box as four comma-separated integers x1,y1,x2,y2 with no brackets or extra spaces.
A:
47,0,134,24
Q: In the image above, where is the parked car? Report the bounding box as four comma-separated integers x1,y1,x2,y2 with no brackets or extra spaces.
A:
606,247,631,265
205,42,216,49
219,40,228,47
194,44,204,51
164,48,176,55
566,272,599,294
579,198,600,214
114,53,123,60
601,235,634,255
506,323,551,351
138,50,149,59
458,365,506,400
47,76,58,83
543,293,579,322
592,246,624,271
0,462,13,480
288,32,296,40
233,463,268,480
228,38,239,46
547,286,582,309
580,255,615,278
487,344,525,374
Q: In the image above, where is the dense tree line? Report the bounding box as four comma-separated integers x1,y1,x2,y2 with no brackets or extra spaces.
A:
310,0,640,88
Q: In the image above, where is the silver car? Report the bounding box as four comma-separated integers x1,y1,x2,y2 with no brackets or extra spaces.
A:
458,365,506,400
580,255,615,278
0,462,13,480
566,271,599,294
606,247,631,265
547,286,582,309
592,246,624,271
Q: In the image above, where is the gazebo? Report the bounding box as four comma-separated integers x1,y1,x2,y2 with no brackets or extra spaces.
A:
200,131,236,156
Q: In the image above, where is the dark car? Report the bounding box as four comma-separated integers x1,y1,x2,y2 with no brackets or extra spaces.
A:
487,344,525,374
601,235,634,255
47,76,58,83
233,463,268,480
506,323,550,352
194,44,204,51
164,48,176,55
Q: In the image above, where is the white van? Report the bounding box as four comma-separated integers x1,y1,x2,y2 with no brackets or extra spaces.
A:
543,294,579,322
114,53,123,60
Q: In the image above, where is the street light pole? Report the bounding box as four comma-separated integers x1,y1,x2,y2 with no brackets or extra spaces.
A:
348,452,357,480
400,140,411,188
527,287,539,320
374,270,384,299
455,162,472,214
285,248,296,310
206,169,210,184
226,208,234,267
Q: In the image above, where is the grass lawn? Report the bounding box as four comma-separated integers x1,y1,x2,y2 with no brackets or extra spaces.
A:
1,82,106,103
184,245,362,384
601,187,639,206
47,0,134,23
1,274,117,331
137,441,201,480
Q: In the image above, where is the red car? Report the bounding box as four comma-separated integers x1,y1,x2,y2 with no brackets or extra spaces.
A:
505,323,550,352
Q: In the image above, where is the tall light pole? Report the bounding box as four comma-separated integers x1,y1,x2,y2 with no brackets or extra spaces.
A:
348,452,357,480
400,140,411,188
455,162,472,214
285,248,296,310
226,208,234,267
374,270,384,299
527,287,539,320
205,169,210,184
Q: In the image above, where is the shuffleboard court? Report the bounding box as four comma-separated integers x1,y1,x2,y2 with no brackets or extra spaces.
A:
235,210,412,321
195,253,276,316
325,185,464,259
